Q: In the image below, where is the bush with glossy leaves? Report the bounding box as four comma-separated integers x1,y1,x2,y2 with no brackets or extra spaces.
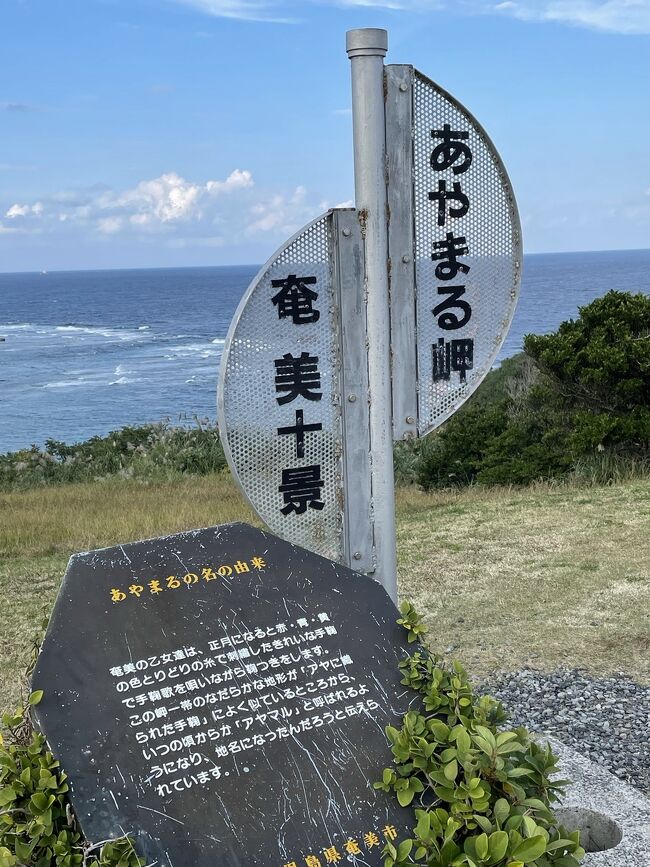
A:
376,603,585,867
0,696,143,867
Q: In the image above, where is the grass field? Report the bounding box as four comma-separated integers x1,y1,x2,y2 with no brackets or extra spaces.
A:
1,474,649,713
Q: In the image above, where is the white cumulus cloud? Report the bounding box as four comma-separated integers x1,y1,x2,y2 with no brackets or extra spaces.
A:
6,204,30,218
1,169,336,251
248,185,308,233
115,172,203,224
6,202,44,218
206,168,254,194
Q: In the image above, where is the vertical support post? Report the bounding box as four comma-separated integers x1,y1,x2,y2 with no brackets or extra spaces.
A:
346,28,398,603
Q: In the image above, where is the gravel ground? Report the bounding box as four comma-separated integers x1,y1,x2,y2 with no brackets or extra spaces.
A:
476,668,650,795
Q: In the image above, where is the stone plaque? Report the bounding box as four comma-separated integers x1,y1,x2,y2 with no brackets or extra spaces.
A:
31,523,413,867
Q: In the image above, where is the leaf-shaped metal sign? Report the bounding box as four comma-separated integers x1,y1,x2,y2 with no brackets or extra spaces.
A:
218,210,373,569
386,66,522,439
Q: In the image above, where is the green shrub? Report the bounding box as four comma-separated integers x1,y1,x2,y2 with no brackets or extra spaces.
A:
414,353,573,491
524,291,650,414
0,697,143,867
417,291,650,491
394,440,425,487
525,290,650,460
0,420,227,492
377,604,585,867
417,401,513,490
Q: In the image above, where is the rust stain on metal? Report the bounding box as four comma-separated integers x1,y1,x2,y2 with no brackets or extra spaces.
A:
357,208,368,240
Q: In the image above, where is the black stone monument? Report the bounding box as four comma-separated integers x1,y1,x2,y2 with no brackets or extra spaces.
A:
32,523,414,867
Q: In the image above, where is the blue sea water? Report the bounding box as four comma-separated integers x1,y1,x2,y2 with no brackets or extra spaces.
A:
1,250,649,453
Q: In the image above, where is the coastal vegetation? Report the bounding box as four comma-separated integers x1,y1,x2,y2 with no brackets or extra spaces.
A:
379,606,585,867
0,419,227,493
409,291,650,490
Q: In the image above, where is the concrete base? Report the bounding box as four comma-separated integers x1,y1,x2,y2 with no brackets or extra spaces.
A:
545,736,650,865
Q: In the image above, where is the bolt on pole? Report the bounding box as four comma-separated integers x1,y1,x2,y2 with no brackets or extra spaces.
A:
346,28,398,604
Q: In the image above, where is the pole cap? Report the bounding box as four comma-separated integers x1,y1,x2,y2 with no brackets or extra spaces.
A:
346,28,388,58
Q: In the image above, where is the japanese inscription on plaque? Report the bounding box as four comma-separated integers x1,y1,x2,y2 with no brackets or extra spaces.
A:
32,523,413,866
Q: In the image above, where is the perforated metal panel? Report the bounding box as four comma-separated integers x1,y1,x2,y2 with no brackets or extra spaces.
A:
218,213,344,562
411,69,522,436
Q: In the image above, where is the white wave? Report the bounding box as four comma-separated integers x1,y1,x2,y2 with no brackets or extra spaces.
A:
43,378,92,389
138,325,150,331
54,324,146,341
0,323,147,342
211,337,225,344
167,342,221,356
55,325,112,334
110,376,143,385
113,364,133,375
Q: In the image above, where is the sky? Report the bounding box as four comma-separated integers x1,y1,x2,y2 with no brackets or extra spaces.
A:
1,0,649,272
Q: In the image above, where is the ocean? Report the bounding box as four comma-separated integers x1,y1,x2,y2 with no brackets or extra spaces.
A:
1,250,649,453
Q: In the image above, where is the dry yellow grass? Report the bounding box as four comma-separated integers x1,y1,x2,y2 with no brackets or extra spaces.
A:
0,473,258,559
1,475,648,712
396,481,650,684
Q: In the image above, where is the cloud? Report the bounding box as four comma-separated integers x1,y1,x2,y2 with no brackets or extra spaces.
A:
6,202,44,218
2,169,334,248
484,0,650,35
247,185,316,234
167,0,422,22
166,0,650,33
113,172,204,223
167,0,298,22
206,168,254,194
326,0,406,6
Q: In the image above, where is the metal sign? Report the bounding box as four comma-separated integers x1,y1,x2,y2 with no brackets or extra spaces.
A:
386,66,522,439
218,209,374,572
219,28,522,600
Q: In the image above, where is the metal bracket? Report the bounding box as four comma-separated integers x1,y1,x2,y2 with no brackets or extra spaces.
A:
385,65,418,441
332,209,375,574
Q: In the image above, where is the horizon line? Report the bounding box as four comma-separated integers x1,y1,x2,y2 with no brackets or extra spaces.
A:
1,246,650,277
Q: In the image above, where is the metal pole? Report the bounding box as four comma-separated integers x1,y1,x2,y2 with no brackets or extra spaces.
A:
346,28,398,604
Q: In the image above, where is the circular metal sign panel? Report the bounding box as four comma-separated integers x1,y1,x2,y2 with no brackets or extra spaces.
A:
412,69,522,436
218,213,344,563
